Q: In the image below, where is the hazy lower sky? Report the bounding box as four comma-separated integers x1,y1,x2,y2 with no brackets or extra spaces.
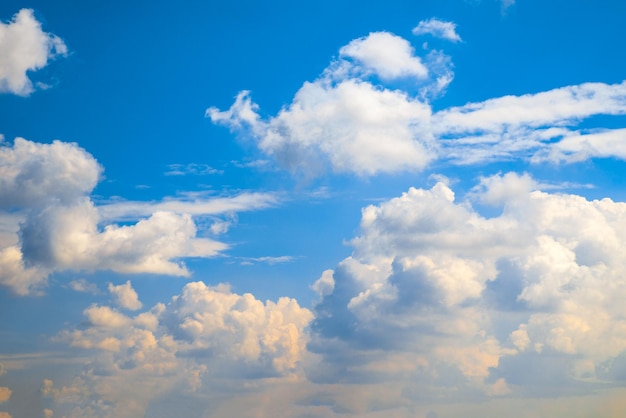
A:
2,1,626,417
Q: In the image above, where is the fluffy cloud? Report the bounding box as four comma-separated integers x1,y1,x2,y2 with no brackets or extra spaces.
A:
0,9,67,96
0,138,101,209
209,29,626,175
108,281,142,311
0,137,276,295
412,18,462,42
339,32,428,80
50,281,313,417
308,173,626,408
208,61,437,176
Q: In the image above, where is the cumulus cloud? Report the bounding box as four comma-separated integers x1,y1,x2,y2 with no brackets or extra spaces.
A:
209,28,626,175
208,30,450,177
208,81,436,177
339,32,429,80
0,138,101,209
51,281,313,417
412,18,462,42
0,137,276,295
308,173,626,405
108,281,142,311
0,9,67,96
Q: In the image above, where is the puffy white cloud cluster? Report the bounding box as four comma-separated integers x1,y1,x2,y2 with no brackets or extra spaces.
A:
48,281,313,418
0,137,275,295
0,9,67,96
208,30,450,177
209,28,626,176
308,173,626,406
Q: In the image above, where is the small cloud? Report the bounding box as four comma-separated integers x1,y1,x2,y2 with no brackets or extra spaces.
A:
164,163,223,176
412,18,462,42
67,279,99,295
238,256,295,265
108,280,142,311
230,159,273,169
0,9,68,96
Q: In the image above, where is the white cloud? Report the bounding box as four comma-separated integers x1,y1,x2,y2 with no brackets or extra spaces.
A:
0,9,67,96
339,32,428,80
108,281,142,311
20,199,225,277
534,128,626,163
164,163,222,176
412,18,462,42
210,29,626,174
309,173,626,405
209,83,435,177
0,138,101,209
97,191,278,221
0,137,274,295
51,281,313,417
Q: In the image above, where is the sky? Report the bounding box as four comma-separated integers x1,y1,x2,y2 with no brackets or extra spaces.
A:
2,0,626,417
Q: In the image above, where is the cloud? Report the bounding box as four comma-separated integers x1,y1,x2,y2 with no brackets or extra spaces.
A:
0,138,274,295
237,255,295,265
412,18,462,42
97,191,278,221
0,138,101,209
108,281,142,311
210,28,626,176
51,281,313,417
533,128,626,163
0,9,67,96
164,163,222,176
308,173,626,408
209,83,435,177
339,32,429,80
67,278,99,294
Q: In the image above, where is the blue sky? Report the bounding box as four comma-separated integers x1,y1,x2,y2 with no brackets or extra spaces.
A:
2,1,626,417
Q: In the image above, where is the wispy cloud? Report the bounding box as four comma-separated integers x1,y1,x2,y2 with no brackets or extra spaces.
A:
164,163,223,176
412,18,462,42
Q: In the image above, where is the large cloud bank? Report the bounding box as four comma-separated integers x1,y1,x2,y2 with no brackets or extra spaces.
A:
307,173,626,411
